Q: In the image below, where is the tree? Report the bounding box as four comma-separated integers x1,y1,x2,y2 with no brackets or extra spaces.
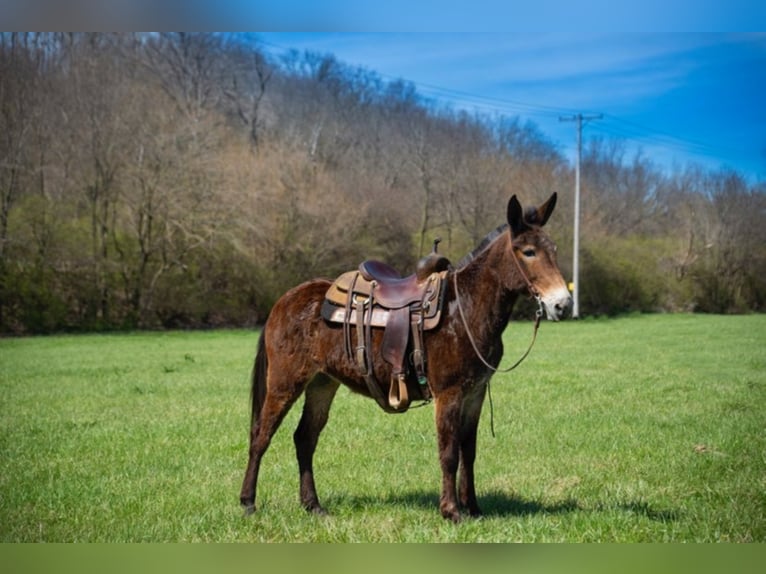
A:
691,171,766,312
221,36,273,150
2,33,763,332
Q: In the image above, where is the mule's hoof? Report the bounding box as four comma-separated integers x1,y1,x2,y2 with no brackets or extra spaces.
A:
242,504,255,517
440,505,462,523
305,504,329,517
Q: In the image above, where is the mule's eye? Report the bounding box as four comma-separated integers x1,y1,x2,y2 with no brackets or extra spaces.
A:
522,248,536,258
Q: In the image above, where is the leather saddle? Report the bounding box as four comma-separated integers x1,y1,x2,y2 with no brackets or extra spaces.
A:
321,240,451,413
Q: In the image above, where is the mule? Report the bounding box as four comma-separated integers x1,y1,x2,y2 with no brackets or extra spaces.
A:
240,193,572,522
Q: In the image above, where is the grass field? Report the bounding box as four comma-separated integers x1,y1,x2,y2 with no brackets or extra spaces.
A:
1,314,764,542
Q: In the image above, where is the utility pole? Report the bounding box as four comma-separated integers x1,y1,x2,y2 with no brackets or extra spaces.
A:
559,113,602,319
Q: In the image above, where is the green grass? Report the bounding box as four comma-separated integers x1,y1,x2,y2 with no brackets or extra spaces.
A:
1,314,764,542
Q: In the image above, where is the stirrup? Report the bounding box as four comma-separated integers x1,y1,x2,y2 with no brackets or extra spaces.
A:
388,373,409,411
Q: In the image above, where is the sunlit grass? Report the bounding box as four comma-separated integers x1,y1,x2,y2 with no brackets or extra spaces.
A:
1,315,764,541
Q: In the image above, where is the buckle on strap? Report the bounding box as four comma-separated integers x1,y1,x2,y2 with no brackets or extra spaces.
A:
534,294,544,320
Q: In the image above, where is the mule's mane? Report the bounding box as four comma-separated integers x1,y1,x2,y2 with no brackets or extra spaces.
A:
456,224,509,270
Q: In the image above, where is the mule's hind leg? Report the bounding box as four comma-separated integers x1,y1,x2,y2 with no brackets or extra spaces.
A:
240,376,305,515
293,374,340,515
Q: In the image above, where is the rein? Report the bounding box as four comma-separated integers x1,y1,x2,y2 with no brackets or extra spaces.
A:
453,271,543,374
453,245,544,438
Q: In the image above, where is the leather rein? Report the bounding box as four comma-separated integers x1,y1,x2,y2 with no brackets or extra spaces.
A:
452,242,544,437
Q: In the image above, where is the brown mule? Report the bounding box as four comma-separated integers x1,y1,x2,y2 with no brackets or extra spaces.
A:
240,193,572,522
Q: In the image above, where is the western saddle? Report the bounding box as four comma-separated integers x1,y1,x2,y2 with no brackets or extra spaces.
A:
321,240,451,413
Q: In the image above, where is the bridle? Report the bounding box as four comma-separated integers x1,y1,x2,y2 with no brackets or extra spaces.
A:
453,237,544,374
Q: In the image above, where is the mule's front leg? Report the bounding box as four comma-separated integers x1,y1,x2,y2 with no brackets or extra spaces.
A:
458,385,486,516
435,389,463,522
458,421,482,516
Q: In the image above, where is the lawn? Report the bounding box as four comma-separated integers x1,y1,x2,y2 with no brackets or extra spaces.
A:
1,314,764,542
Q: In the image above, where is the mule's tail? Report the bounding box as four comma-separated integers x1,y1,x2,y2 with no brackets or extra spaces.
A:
250,330,268,427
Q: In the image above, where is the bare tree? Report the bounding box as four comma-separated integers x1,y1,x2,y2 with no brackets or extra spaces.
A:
692,170,766,311
0,33,43,261
581,138,664,236
3,32,764,332
56,34,130,324
222,38,273,150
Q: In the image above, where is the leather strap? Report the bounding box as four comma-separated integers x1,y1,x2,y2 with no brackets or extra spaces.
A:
453,270,543,374
344,272,359,362
355,295,367,372
410,315,431,400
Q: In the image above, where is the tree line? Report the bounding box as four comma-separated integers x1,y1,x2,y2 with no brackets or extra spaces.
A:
1,32,764,333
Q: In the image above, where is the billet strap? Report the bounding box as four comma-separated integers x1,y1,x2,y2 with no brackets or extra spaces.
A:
355,295,367,371
410,318,426,378
344,272,359,362
409,314,432,400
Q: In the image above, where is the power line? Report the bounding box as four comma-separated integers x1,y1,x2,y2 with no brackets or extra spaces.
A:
255,37,583,119
593,113,750,162
255,36,752,171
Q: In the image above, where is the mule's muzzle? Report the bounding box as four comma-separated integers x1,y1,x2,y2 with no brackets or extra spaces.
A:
542,288,573,321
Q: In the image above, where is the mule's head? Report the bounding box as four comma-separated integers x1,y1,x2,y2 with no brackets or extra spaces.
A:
507,193,573,321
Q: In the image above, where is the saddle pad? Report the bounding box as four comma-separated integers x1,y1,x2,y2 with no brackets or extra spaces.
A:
321,300,392,327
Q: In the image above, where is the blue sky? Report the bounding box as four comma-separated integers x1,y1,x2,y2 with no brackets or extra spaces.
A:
258,33,766,182
3,2,764,180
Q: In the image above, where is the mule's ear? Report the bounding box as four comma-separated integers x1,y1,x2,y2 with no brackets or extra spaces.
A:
507,195,526,236
536,192,557,227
